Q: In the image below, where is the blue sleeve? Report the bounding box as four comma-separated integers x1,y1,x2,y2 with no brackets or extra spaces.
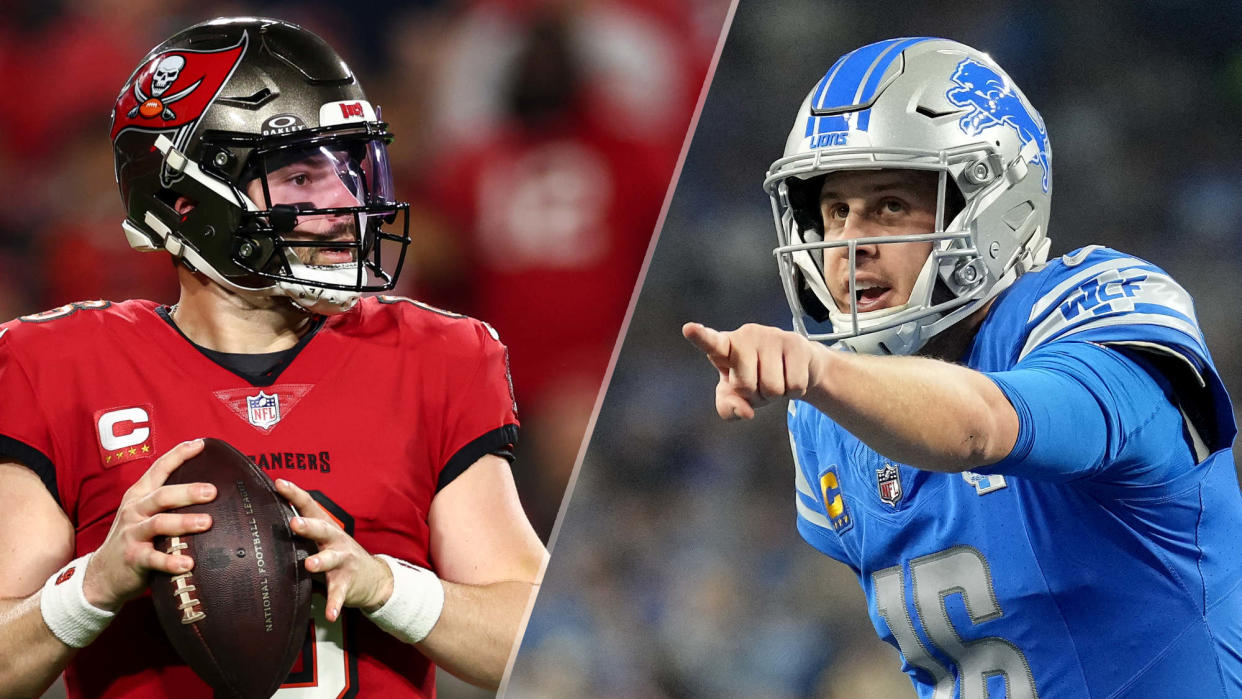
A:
981,341,1195,485
787,401,848,560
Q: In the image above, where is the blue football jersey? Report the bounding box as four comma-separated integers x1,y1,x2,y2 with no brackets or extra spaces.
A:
789,246,1242,698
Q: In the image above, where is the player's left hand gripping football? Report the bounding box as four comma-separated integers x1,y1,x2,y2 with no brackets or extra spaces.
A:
274,479,394,622
683,322,826,420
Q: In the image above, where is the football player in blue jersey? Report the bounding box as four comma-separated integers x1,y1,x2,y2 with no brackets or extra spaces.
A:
684,37,1242,697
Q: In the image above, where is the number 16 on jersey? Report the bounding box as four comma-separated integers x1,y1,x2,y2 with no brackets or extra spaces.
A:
873,546,1038,699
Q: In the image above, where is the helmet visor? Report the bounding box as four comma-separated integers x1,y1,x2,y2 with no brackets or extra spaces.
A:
238,130,409,292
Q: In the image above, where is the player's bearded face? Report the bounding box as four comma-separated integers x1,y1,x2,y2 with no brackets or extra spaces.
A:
245,149,365,267
818,169,938,314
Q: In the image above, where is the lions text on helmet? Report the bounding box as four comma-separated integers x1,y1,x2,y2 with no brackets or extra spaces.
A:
111,17,411,315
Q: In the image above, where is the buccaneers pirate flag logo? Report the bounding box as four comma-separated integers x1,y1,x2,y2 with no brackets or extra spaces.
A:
111,41,246,140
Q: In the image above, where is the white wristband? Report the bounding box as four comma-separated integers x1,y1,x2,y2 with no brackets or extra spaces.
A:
40,553,116,648
364,554,444,644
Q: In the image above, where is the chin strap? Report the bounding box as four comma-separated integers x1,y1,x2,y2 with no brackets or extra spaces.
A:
277,256,362,314
1017,234,1052,275
280,286,360,314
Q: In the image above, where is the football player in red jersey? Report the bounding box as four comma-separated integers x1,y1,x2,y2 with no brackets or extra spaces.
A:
0,17,547,698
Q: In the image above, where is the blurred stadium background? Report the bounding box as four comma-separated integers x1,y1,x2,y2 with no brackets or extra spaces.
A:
0,0,728,697
507,0,1242,696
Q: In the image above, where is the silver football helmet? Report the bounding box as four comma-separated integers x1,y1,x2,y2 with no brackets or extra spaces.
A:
764,37,1052,355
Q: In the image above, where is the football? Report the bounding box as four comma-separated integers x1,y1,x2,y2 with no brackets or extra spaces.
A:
151,437,314,698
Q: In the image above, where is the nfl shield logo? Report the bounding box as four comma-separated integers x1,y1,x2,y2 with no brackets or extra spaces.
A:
876,464,903,507
246,391,282,431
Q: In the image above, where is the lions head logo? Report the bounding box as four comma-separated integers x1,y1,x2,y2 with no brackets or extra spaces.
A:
946,58,1051,193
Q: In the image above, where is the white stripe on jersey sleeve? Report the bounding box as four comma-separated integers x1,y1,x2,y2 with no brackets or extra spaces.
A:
1020,268,1201,360
790,431,816,499
1021,312,1202,361
789,405,836,535
1027,255,1149,321
796,491,835,531
789,429,836,533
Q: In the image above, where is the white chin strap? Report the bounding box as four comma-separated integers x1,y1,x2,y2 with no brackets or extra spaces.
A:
277,257,363,314
833,256,940,355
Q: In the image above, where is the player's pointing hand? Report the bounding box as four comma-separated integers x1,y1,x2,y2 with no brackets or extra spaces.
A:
682,322,825,421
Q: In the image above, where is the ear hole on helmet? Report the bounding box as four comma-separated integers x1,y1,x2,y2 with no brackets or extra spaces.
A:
931,278,955,306
942,179,966,228
151,190,198,223
786,175,827,237
172,196,197,216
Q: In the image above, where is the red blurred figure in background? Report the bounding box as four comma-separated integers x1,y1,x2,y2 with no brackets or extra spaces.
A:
408,0,719,535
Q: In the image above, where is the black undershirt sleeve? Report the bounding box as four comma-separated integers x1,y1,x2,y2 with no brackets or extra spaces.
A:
436,424,519,493
0,434,60,506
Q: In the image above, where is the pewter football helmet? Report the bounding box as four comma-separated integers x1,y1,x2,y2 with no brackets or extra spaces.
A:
764,37,1052,354
111,17,410,314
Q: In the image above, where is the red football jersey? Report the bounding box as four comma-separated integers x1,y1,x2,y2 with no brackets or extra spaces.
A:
415,118,666,406
0,297,519,698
